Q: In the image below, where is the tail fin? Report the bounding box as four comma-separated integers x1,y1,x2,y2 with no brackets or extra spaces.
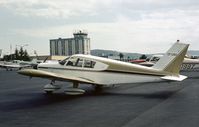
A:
152,40,189,75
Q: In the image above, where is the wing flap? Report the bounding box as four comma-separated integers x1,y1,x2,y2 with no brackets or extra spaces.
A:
18,69,95,84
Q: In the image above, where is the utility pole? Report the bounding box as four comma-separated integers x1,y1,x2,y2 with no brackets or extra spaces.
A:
10,44,12,60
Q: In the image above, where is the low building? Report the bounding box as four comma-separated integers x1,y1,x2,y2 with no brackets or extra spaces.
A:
50,31,90,56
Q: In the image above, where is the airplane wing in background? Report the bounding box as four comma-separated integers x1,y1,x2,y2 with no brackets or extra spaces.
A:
0,64,31,69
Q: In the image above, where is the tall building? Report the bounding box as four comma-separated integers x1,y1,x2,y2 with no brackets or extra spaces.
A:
50,31,90,56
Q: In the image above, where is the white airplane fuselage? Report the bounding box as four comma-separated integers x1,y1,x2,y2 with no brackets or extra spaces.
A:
37,61,163,85
17,42,189,95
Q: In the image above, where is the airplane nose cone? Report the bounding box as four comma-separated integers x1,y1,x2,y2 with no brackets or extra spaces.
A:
17,69,31,76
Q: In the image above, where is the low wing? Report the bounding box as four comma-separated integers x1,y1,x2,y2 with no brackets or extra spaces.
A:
18,69,96,84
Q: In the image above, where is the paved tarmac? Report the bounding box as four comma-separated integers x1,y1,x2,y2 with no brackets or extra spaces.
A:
0,69,199,127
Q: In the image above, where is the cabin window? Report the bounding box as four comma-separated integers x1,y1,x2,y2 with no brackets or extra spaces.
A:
66,57,76,66
151,57,160,62
75,58,83,67
59,57,70,65
66,57,83,67
84,59,96,68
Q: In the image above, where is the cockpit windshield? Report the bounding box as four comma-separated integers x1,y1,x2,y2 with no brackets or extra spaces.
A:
59,57,70,65
66,57,77,66
65,57,96,68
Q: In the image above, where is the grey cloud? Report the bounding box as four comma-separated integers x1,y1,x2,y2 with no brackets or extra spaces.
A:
0,0,199,54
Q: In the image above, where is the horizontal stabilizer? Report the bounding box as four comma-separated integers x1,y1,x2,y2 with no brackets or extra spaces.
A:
161,75,187,81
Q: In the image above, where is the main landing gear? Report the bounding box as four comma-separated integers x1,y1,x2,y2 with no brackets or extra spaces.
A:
64,82,85,95
44,81,85,95
44,80,61,94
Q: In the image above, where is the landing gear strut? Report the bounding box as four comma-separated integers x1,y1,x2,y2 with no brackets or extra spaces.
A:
73,82,79,88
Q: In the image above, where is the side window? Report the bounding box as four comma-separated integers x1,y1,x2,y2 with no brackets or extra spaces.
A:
66,57,83,67
75,58,83,67
84,59,96,68
152,57,160,62
66,57,76,66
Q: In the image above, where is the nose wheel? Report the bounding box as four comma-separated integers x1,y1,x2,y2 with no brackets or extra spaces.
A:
45,91,53,94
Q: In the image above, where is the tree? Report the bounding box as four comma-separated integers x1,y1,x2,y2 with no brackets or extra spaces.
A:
14,47,30,61
139,54,147,59
15,48,19,60
119,53,124,61
127,56,130,61
23,50,30,61
3,55,9,61
19,47,24,60
2,47,30,61
3,54,15,61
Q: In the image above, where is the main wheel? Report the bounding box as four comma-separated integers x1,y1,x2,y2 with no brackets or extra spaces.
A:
94,85,103,93
45,91,53,94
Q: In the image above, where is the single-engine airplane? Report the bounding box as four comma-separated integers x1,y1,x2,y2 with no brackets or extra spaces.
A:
18,41,189,95
0,60,32,71
0,57,49,71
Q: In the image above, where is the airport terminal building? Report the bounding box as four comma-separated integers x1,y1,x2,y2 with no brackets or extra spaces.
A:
50,31,91,56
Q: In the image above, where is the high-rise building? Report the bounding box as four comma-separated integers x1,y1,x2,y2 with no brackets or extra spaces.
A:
50,31,90,56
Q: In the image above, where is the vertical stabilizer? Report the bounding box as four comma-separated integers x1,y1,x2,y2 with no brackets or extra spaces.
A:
152,40,189,75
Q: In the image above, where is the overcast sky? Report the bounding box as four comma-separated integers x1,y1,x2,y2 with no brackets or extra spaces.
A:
0,0,199,56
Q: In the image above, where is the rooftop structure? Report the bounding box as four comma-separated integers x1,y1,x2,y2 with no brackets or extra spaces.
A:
50,31,90,56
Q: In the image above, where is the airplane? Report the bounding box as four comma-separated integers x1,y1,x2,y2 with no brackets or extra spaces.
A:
18,41,189,95
140,54,199,71
0,57,50,71
0,60,32,71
